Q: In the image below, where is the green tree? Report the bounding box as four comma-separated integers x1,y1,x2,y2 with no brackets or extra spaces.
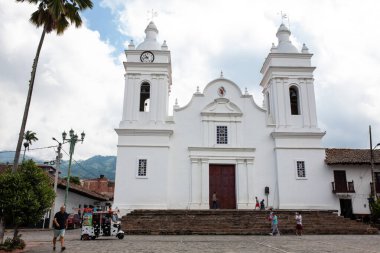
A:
22,130,38,161
13,0,93,172
0,161,55,243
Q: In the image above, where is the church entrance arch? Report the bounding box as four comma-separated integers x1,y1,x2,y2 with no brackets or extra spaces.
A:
209,164,236,209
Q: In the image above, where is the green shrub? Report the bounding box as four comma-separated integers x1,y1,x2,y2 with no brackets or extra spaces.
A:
0,234,25,251
370,198,380,223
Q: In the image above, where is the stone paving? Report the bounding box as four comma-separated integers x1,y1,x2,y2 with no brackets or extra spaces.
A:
4,229,380,253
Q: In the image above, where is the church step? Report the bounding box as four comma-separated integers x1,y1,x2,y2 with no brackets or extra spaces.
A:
121,210,378,235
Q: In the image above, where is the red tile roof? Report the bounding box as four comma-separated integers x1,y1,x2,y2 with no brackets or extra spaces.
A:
325,148,380,165
56,177,109,201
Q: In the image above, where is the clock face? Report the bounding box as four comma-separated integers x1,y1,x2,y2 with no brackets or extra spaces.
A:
140,51,154,63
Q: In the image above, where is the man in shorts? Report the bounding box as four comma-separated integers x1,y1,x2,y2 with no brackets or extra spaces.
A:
53,206,69,251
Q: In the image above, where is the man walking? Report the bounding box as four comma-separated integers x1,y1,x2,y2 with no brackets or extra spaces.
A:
295,212,303,236
270,212,280,236
53,206,69,251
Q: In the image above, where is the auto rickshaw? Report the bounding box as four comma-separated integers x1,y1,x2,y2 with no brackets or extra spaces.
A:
80,207,125,240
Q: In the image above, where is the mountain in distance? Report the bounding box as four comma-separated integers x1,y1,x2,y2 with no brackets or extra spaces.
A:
60,155,116,180
0,151,43,164
0,152,116,181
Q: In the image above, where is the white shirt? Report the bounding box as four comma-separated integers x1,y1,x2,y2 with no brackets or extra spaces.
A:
295,214,302,225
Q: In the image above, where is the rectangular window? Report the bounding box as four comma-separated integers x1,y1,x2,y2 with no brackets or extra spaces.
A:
137,159,147,177
216,126,228,144
296,161,306,179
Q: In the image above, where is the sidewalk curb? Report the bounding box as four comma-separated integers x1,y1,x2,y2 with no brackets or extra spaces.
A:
5,228,53,232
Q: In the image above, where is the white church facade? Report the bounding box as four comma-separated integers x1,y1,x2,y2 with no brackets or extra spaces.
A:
113,21,378,217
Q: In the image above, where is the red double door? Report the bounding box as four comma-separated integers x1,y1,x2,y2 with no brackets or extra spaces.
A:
209,164,236,209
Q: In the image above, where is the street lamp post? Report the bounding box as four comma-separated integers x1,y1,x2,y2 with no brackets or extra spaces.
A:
62,129,85,206
369,125,379,201
48,139,62,229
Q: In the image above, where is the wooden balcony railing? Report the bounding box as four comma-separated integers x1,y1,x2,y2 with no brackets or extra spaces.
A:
332,181,355,193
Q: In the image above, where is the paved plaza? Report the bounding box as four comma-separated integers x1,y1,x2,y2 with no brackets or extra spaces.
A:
5,229,380,253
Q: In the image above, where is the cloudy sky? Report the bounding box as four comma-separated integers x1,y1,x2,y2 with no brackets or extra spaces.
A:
1,0,380,162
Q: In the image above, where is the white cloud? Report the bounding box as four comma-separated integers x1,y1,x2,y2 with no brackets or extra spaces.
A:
1,0,380,163
0,0,123,161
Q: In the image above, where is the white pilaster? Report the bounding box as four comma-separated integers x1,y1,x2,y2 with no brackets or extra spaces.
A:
189,158,202,209
246,159,254,208
201,159,209,208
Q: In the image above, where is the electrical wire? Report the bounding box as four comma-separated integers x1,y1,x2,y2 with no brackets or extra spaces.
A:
61,148,87,177
0,145,57,153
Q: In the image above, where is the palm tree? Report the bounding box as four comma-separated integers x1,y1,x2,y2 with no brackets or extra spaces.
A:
22,130,38,162
12,0,93,172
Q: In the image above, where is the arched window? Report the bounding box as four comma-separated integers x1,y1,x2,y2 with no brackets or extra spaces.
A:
289,86,300,115
139,82,150,112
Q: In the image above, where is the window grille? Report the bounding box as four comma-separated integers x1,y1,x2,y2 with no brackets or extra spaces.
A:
296,161,306,178
216,126,228,144
138,159,147,177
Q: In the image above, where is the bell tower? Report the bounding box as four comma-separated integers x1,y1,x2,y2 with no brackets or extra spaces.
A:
120,21,172,127
260,23,319,131
114,22,173,211
259,23,326,210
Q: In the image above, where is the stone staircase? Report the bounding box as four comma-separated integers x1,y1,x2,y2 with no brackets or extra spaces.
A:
121,209,378,235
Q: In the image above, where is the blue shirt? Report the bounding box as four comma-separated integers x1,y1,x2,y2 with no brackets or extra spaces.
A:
272,215,278,225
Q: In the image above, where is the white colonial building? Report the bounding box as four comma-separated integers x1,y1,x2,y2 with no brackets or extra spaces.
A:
113,21,379,217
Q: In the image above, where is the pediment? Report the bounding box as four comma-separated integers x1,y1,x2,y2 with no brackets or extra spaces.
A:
201,98,243,117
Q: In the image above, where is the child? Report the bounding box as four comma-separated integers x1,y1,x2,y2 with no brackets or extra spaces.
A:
255,196,260,210
260,199,265,210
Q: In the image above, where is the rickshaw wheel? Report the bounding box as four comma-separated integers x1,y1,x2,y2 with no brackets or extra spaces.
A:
82,234,90,240
117,233,124,239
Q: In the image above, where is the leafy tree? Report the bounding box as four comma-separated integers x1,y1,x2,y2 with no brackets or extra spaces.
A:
13,0,94,172
22,130,38,161
0,161,55,243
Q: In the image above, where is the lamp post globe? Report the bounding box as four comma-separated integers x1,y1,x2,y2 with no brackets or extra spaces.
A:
62,131,67,141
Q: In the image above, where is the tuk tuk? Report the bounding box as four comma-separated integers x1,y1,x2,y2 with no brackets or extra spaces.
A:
80,207,124,240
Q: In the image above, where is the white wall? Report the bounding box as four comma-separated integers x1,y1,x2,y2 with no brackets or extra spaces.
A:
275,148,338,210
328,165,373,215
113,145,169,211
168,79,278,209
114,76,343,212
53,188,107,215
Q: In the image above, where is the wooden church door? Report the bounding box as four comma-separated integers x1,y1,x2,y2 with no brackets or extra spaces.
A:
209,164,236,209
